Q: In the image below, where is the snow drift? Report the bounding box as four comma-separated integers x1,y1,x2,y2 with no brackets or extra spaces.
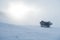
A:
0,22,60,40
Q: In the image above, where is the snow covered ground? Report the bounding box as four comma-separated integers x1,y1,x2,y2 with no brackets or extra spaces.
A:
0,23,60,40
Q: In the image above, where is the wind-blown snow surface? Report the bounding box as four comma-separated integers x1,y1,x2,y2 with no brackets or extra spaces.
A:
0,23,60,40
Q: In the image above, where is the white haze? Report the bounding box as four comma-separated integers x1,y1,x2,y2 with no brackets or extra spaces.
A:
0,0,60,26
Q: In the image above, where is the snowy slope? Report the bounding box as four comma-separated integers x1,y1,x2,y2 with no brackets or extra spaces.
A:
0,23,60,40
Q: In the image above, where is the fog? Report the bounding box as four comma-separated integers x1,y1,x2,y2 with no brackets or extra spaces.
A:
0,0,60,26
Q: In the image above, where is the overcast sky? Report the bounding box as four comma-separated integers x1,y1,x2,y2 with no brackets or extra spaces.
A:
0,0,60,26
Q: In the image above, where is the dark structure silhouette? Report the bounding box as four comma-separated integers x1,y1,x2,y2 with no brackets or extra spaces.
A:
40,21,52,28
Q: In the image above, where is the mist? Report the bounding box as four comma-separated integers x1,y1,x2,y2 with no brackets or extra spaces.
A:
0,0,60,26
